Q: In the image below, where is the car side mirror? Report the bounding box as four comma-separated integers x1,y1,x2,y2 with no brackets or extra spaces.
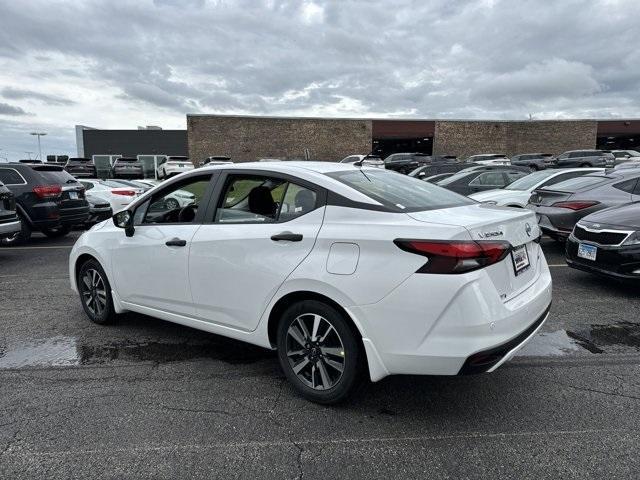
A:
113,210,135,237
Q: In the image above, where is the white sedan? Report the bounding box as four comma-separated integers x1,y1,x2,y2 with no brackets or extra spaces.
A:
469,168,604,207
79,179,144,213
69,162,551,404
157,156,194,179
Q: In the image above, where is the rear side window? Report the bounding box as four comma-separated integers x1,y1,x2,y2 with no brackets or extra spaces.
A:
613,178,638,193
0,168,26,185
326,169,473,212
542,175,607,192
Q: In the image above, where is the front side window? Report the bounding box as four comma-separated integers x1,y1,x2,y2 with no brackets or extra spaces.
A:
138,175,212,225
327,169,473,212
214,175,317,224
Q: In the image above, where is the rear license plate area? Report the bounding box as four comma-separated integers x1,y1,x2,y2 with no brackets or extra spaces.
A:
511,244,530,276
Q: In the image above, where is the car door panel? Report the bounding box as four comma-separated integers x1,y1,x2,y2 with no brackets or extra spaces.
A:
189,207,325,331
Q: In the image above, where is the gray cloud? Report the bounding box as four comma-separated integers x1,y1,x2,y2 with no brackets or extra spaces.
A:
0,0,639,158
1,87,76,106
0,102,29,116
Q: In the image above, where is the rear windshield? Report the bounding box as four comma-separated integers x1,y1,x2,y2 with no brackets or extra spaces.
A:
326,169,474,212
540,175,608,192
32,167,78,184
437,170,474,185
167,157,189,161
68,158,91,163
116,159,139,163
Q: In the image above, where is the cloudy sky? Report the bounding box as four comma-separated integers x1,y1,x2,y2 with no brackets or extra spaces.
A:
0,0,639,160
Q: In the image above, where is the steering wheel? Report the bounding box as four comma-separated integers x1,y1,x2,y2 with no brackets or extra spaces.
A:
177,205,197,223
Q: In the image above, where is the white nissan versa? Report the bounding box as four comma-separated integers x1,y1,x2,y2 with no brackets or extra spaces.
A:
69,162,552,404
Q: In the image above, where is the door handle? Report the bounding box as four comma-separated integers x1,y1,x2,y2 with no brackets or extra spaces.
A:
165,238,187,247
271,232,303,242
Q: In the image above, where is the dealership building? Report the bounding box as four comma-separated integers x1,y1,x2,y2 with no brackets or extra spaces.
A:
76,116,640,171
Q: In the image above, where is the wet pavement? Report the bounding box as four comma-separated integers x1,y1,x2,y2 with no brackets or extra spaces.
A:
1,233,640,478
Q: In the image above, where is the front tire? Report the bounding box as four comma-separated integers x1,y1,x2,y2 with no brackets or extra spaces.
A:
77,259,116,325
276,300,364,404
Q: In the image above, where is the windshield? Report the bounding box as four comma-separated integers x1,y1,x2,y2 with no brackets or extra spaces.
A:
541,175,608,192
326,169,474,212
505,170,558,190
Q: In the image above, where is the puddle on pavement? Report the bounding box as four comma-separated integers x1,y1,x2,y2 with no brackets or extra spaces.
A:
1,321,638,369
0,336,274,369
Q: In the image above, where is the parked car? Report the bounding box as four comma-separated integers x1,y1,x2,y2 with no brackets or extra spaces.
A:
527,170,640,241
78,179,144,213
157,156,194,179
116,179,195,209
510,153,555,171
408,162,475,179
64,158,97,178
465,154,511,166
0,180,21,241
554,150,615,168
422,172,456,183
18,159,43,164
339,155,385,169
611,150,640,162
70,161,551,404
436,166,528,196
84,192,113,227
615,161,640,171
0,163,89,244
200,156,232,167
112,158,144,179
566,202,640,281
383,152,430,174
469,168,603,208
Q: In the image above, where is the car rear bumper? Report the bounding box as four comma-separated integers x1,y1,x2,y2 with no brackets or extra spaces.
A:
60,206,90,225
566,236,640,280
350,252,553,379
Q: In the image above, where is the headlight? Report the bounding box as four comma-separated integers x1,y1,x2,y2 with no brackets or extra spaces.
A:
623,231,640,245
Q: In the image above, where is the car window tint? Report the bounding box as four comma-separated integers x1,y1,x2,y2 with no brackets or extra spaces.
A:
215,175,287,224
542,175,607,192
141,175,212,224
0,168,25,185
613,178,638,193
539,172,586,188
505,171,526,181
279,183,317,221
469,172,505,186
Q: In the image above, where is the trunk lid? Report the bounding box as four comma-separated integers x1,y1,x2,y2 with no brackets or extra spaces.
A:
528,189,572,206
407,204,543,302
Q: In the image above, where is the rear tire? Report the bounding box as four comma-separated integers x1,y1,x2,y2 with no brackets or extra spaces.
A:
276,300,364,404
41,225,71,238
77,259,117,325
0,214,31,246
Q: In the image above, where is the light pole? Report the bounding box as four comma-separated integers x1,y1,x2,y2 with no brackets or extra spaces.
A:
30,132,47,160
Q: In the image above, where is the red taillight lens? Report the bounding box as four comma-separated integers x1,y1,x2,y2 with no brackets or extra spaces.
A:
32,185,62,199
394,239,512,274
551,201,599,210
112,189,136,196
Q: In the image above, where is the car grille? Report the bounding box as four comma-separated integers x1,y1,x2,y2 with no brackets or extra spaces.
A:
573,225,629,246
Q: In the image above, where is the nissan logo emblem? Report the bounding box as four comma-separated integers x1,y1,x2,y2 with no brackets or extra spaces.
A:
525,223,532,237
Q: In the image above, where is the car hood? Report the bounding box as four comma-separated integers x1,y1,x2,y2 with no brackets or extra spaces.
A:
581,202,640,229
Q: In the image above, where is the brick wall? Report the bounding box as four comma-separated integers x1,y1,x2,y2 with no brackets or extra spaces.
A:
433,120,598,158
187,115,372,163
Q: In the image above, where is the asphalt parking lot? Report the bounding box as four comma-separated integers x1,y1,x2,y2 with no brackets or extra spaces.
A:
1,232,639,479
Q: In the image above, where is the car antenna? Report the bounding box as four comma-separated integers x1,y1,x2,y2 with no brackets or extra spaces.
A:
354,153,374,181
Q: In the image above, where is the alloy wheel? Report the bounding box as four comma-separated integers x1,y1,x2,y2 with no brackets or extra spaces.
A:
286,313,346,390
81,268,107,317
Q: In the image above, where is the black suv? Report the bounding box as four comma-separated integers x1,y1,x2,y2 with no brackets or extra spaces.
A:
0,181,21,241
0,163,89,245
510,153,555,171
554,150,615,168
64,158,97,178
384,152,431,174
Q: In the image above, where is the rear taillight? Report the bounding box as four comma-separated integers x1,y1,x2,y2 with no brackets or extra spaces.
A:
32,185,62,199
112,189,136,196
551,201,599,210
394,239,512,274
